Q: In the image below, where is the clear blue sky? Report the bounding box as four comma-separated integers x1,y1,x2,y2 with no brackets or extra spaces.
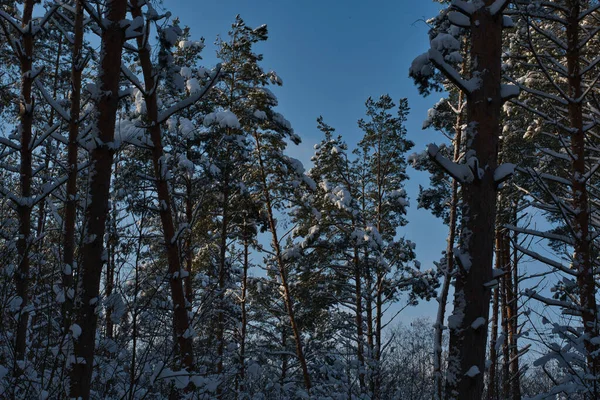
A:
169,0,447,320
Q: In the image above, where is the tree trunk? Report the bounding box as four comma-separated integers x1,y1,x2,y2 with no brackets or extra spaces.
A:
216,175,230,387
184,175,194,305
445,3,505,399
434,83,464,400
510,219,521,400
238,226,249,396
566,2,598,397
253,134,311,393
488,285,499,400
354,245,366,391
130,1,195,374
69,2,128,397
62,0,84,333
500,236,510,400
13,0,35,377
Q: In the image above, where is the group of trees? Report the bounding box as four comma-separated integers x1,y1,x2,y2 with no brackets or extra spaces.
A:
410,0,600,399
0,1,434,399
3,0,600,399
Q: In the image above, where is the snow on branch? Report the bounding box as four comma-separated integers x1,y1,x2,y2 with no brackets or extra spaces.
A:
0,185,19,208
453,247,472,272
525,289,582,313
0,137,20,151
0,10,23,35
33,175,70,206
518,166,573,187
34,80,70,122
451,0,476,16
428,49,480,95
79,1,106,30
506,76,569,105
448,12,470,27
494,162,515,185
122,16,145,40
120,63,145,95
583,161,600,183
33,4,60,36
488,0,510,16
157,64,222,124
510,100,573,133
502,15,515,28
506,224,575,245
513,243,576,277
31,121,61,150
500,84,519,102
427,143,474,184
51,15,75,45
579,3,600,20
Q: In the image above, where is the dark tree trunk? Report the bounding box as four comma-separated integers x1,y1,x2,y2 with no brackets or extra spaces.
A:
130,1,195,374
445,3,506,399
69,2,128,397
566,2,598,397
14,0,35,377
62,0,84,333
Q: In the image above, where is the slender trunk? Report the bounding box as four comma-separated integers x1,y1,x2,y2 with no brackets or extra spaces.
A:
253,134,311,392
374,274,383,399
488,285,499,400
105,227,115,339
365,252,374,395
488,225,504,400
217,176,230,382
510,217,521,400
130,1,195,373
238,226,249,396
14,0,35,377
434,81,464,400
445,3,504,399
184,175,194,305
500,235,510,400
281,325,288,387
69,2,127,397
62,0,84,333
354,245,366,390
566,3,598,397
503,230,518,399
35,34,63,245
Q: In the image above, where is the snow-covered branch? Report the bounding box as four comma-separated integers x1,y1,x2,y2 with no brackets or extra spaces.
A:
513,243,576,277
500,84,519,101
488,0,510,16
0,10,23,35
157,64,221,124
448,12,470,28
31,122,61,150
451,0,476,16
0,137,20,150
120,63,146,95
494,163,516,185
34,80,70,122
427,143,474,184
33,4,59,36
506,224,575,245
525,289,582,313
428,49,480,95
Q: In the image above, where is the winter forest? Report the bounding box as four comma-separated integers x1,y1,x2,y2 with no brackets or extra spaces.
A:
3,0,600,399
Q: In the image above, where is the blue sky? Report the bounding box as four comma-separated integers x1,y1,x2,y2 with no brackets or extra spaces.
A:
169,0,447,320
